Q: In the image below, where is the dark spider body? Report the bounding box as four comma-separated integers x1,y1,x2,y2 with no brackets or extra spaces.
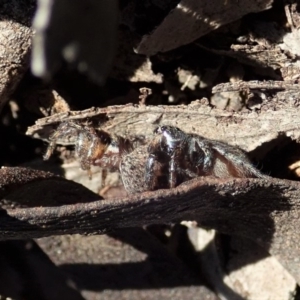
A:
144,125,266,191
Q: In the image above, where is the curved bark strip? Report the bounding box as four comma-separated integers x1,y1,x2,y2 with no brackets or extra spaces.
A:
0,167,101,208
135,0,273,55
0,167,300,283
212,80,300,93
26,101,300,153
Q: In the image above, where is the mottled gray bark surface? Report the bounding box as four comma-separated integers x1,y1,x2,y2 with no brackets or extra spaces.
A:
0,1,34,111
27,99,300,154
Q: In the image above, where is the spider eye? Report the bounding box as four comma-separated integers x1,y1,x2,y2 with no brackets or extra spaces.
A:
154,126,163,134
154,125,171,135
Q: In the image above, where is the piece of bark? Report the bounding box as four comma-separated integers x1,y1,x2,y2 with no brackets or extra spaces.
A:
280,29,300,57
27,100,300,153
197,19,291,79
0,3,33,111
21,88,70,117
210,91,246,111
1,167,300,284
135,0,273,55
197,19,300,81
0,167,100,209
286,3,300,29
212,80,300,93
229,44,287,73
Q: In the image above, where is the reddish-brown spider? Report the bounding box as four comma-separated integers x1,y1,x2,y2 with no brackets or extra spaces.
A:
44,120,141,174
44,121,112,171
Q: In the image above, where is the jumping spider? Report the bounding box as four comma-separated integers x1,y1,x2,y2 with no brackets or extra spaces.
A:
44,120,140,174
44,122,266,193
44,121,112,172
143,125,267,191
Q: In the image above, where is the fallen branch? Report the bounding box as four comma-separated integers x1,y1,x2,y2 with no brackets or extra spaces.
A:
0,167,300,283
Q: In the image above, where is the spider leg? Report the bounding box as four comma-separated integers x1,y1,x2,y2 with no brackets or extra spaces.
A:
43,122,79,160
169,153,177,188
171,165,198,184
168,147,185,188
74,131,89,170
193,139,214,173
43,128,66,160
145,134,171,190
43,139,57,160
145,153,158,190
145,134,162,190
95,152,121,171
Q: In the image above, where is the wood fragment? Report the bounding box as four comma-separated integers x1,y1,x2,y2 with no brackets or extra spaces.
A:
27,101,300,153
136,0,273,55
0,167,300,285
